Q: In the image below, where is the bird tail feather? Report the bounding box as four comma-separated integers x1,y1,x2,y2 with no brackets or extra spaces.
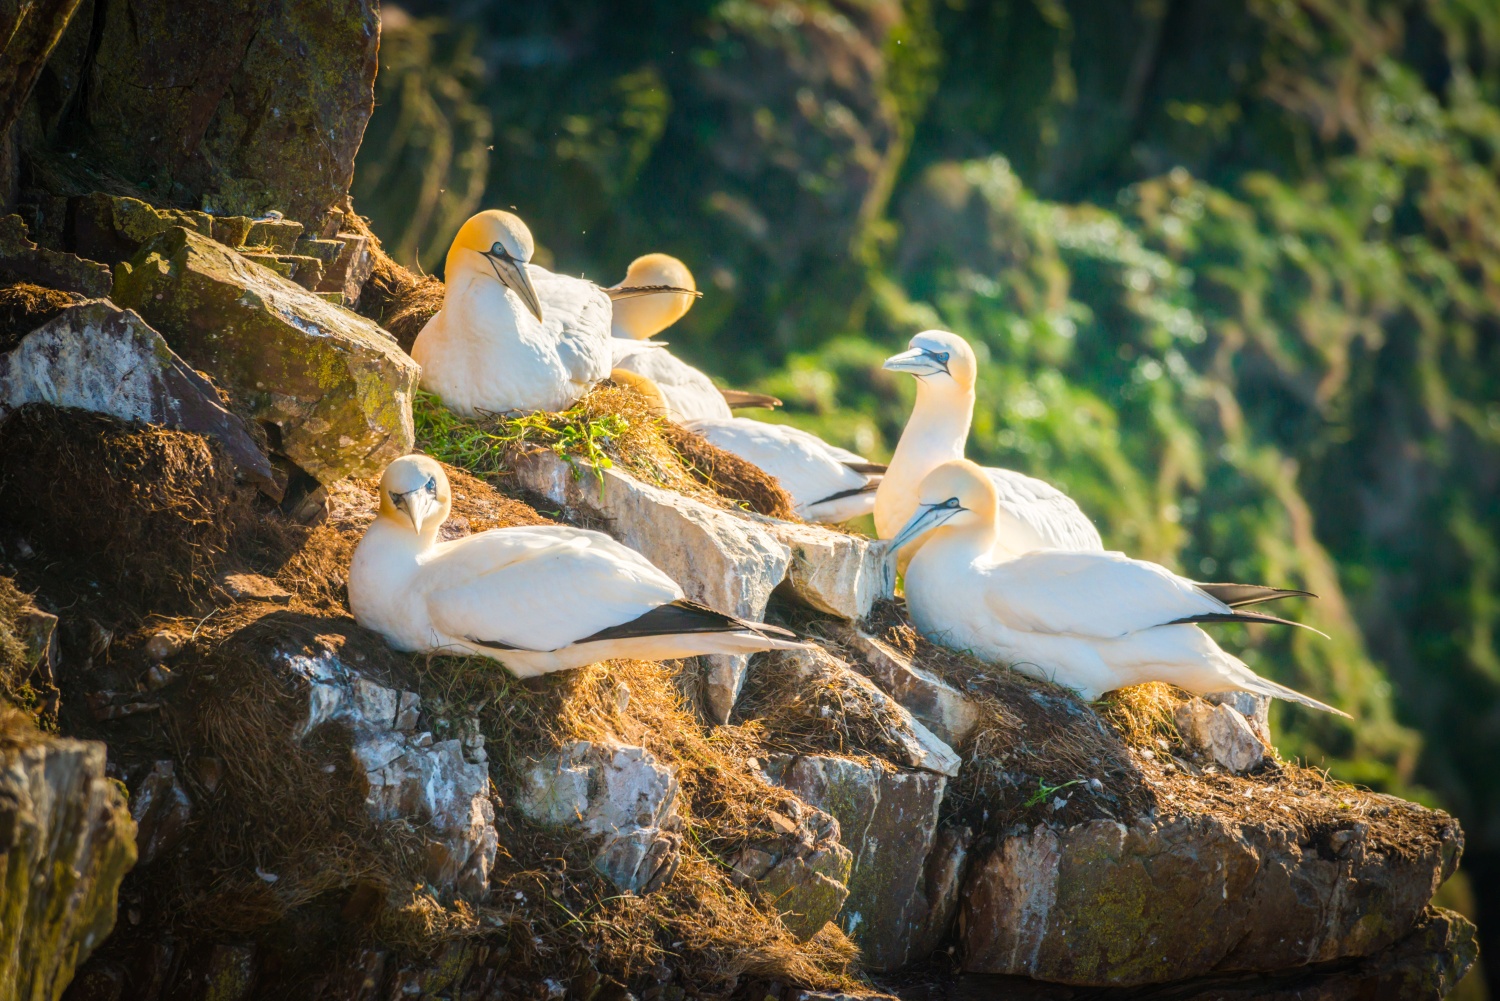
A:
1234,675,1351,718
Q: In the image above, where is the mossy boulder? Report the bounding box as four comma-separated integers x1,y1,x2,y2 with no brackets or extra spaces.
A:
112,227,417,483
0,713,137,1001
66,0,378,229
0,214,110,297
962,804,1465,985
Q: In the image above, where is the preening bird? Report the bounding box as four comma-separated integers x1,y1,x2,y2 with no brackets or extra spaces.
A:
878,330,1101,562
891,459,1345,714
349,455,809,677
412,210,613,415
609,368,882,524
608,253,782,421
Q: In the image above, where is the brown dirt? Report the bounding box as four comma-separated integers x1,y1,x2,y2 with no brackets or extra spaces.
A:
0,282,87,351
0,404,257,609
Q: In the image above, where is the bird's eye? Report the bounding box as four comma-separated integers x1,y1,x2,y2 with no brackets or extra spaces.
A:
943,497,961,509
425,476,437,494
490,241,508,258
931,351,950,365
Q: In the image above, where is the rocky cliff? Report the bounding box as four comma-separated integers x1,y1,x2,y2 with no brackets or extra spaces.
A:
0,1,1483,999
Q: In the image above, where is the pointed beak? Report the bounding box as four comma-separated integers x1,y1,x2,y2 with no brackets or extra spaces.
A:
883,347,948,376
400,489,441,537
484,250,544,322
889,503,961,554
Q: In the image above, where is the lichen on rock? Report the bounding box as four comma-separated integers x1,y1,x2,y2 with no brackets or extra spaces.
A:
112,226,418,484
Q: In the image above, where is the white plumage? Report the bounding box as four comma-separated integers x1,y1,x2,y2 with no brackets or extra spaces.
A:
412,210,612,415
610,338,733,421
893,459,1344,713
685,417,882,523
878,329,1101,560
349,456,807,677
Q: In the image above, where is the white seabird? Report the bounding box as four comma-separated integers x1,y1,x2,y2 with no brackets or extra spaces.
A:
684,417,885,523
608,253,781,421
877,329,1102,561
891,459,1345,713
349,455,809,676
608,368,882,524
412,210,613,415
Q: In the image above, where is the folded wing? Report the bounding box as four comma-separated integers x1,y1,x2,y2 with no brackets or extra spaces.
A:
423,526,683,652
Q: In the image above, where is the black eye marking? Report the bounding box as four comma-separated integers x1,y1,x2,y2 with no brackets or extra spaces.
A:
489,241,511,260
931,351,950,364
425,476,437,494
943,497,961,508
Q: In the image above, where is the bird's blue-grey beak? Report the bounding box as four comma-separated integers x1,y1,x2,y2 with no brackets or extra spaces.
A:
394,484,440,536
889,500,962,554
883,347,950,376
482,248,544,322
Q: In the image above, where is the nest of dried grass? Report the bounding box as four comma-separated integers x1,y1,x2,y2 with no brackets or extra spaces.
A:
415,383,797,519
0,404,255,608
0,282,85,350
0,576,54,721
413,655,861,994
339,203,445,351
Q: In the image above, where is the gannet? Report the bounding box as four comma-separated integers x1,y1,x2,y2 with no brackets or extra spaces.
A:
412,210,613,415
878,330,1102,561
891,459,1345,713
685,418,884,523
608,253,782,421
349,455,809,676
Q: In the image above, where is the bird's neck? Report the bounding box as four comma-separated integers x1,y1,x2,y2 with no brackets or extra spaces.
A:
367,517,438,557
913,519,997,570
446,267,526,336
888,381,973,481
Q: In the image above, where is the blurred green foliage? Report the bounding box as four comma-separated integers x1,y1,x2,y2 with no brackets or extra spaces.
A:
356,0,1500,970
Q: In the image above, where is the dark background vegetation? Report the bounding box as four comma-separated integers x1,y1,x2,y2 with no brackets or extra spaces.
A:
351,1,1500,991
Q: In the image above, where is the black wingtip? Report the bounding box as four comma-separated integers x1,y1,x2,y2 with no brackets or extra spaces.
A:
840,461,888,475
1170,609,1330,638
1196,582,1319,607
606,284,704,301
578,599,797,644
718,389,784,410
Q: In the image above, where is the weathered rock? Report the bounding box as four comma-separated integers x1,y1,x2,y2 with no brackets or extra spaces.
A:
1207,689,1273,745
756,517,893,621
763,753,951,970
517,739,683,895
130,760,193,866
512,450,791,723
833,627,980,748
0,299,273,484
727,793,852,942
279,642,497,898
1175,697,1268,774
113,227,418,483
961,805,1466,985
319,232,375,304
0,214,110,295
71,0,379,227
67,193,222,267
0,721,137,1000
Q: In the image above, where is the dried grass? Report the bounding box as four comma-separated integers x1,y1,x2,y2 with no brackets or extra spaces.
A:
415,383,797,519
0,282,85,350
0,404,255,609
412,654,862,993
340,202,444,351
